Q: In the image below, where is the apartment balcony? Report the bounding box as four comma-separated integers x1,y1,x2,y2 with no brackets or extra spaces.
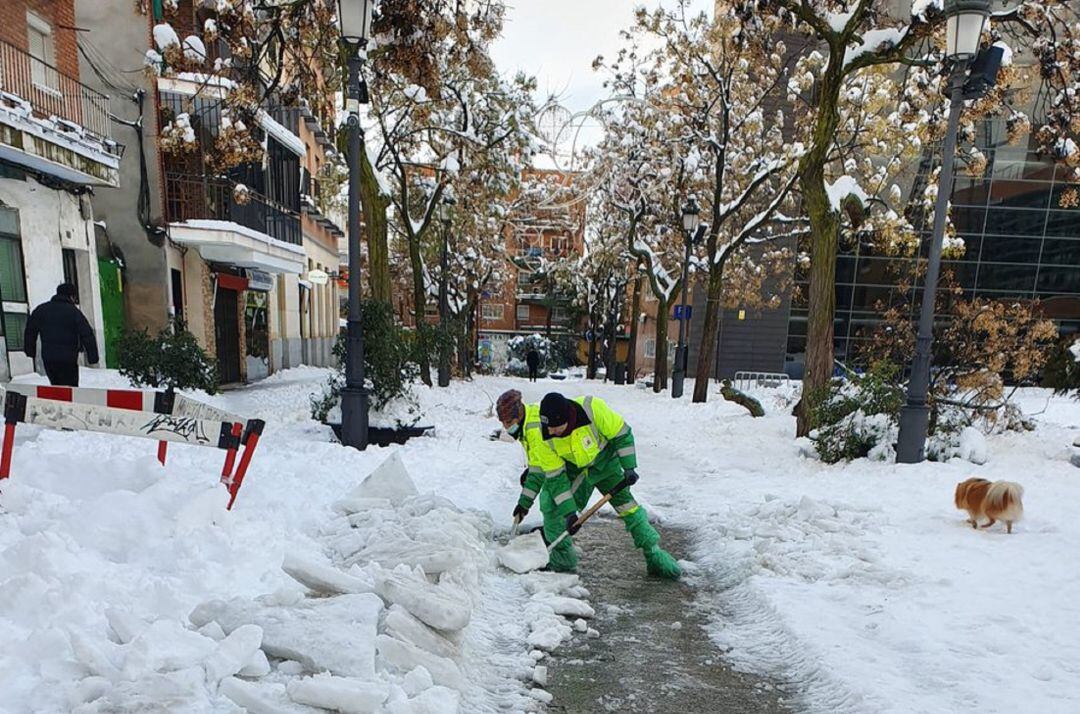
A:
164,172,304,274
0,38,120,186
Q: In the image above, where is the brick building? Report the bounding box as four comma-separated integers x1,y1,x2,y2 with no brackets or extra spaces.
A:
476,169,586,372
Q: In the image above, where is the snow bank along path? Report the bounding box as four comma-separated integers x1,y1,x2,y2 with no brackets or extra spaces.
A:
0,369,598,712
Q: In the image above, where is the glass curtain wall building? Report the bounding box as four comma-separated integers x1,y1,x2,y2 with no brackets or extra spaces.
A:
786,116,1080,375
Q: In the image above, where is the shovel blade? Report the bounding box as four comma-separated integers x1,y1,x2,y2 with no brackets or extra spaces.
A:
497,531,550,573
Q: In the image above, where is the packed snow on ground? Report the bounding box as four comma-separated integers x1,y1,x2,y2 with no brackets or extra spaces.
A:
2,367,1078,713
0,368,594,713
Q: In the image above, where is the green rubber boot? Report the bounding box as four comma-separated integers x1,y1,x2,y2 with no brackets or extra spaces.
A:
622,508,681,580
542,517,579,573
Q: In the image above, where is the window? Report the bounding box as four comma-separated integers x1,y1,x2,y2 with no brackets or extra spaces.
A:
482,303,503,321
644,338,656,358
552,305,569,322
27,13,56,90
62,249,79,303
516,304,530,322
0,206,28,352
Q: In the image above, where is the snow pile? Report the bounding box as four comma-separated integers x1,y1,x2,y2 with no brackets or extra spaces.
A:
1069,338,1080,364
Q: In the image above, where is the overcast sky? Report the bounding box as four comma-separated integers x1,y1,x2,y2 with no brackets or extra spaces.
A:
491,0,713,158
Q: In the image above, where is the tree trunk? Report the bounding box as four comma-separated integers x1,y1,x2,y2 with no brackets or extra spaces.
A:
626,270,642,384
692,260,726,403
654,298,670,393
587,310,599,379
358,147,392,303
720,379,765,417
796,63,844,436
408,236,433,386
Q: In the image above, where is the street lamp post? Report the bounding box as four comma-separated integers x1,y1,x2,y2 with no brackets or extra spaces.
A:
671,197,700,399
337,0,374,450
437,196,455,388
896,0,991,463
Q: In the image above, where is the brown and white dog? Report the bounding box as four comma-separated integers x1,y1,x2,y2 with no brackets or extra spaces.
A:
954,478,1024,534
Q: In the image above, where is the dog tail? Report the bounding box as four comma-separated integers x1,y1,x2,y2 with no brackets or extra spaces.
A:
986,481,1024,522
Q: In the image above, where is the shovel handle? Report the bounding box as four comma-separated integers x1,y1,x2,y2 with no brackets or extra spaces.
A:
511,515,522,537
546,477,630,553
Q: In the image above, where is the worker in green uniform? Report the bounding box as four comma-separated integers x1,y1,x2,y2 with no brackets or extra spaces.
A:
495,389,680,579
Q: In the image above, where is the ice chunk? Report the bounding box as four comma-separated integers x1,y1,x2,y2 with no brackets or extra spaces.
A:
384,604,460,659
529,688,553,703
287,673,389,713
239,648,272,678
496,532,550,574
385,685,461,714
518,572,580,595
221,677,324,713
527,617,572,651
348,452,418,504
204,624,263,683
190,594,382,679
346,540,468,576
531,593,594,619
375,571,470,632
282,551,375,595
573,619,587,633
532,665,548,686
402,666,434,696
122,620,216,678
197,621,226,641
376,635,465,690
73,667,209,713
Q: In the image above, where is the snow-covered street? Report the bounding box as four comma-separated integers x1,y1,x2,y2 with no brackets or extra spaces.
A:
1,369,1078,712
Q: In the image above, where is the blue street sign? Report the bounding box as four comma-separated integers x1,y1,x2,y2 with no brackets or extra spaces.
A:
673,305,692,320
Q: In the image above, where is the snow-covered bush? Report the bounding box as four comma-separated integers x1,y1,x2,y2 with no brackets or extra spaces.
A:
1042,336,1080,398
310,302,421,428
118,319,219,394
506,334,556,377
809,362,905,463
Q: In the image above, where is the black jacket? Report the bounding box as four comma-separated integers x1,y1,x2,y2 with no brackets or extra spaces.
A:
526,350,540,368
23,295,99,365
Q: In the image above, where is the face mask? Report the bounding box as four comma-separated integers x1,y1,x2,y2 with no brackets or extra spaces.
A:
506,422,521,437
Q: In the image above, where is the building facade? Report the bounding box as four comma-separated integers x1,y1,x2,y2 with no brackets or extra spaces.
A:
75,0,341,384
477,170,585,372
0,0,115,380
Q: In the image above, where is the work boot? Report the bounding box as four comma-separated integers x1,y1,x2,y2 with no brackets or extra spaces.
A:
542,518,578,573
622,507,681,580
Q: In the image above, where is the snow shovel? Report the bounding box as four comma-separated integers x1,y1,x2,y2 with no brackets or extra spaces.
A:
497,478,629,574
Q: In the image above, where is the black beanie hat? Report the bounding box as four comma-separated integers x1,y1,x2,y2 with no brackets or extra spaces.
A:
540,392,570,428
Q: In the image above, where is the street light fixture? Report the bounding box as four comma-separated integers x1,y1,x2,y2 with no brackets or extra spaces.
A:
896,0,992,463
337,0,375,450
437,195,456,388
671,196,700,399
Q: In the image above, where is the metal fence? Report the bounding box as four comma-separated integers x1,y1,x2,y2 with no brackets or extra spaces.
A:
0,38,112,143
164,173,302,246
733,371,792,392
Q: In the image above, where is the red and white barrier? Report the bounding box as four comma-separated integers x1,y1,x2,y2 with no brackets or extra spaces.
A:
0,386,263,510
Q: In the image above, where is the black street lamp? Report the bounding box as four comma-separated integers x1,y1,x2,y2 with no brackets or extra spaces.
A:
896,0,994,463
437,195,455,388
671,196,700,399
337,0,374,450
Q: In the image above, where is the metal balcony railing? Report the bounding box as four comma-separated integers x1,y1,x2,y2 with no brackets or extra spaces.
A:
164,173,302,246
0,38,113,144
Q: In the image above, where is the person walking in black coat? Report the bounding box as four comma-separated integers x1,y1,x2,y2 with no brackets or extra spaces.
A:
526,348,540,382
23,283,99,386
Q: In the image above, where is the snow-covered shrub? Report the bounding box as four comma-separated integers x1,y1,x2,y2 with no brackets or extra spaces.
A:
506,334,556,377
118,319,218,394
311,301,421,427
1042,336,1080,398
810,362,905,463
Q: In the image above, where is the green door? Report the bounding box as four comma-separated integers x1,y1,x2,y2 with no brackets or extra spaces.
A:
97,258,124,368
